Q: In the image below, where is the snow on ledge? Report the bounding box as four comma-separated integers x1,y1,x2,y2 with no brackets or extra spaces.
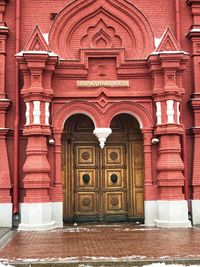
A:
151,50,189,55
190,28,200,32
0,26,9,30
0,99,11,101
43,33,49,44
154,37,162,49
15,51,58,57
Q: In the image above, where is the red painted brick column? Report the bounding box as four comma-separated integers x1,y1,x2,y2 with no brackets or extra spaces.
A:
17,53,56,203
0,128,11,203
187,0,200,224
191,128,200,198
16,51,59,230
23,136,51,202
148,52,189,201
0,1,12,227
148,51,191,227
142,129,157,200
50,130,63,202
156,134,185,200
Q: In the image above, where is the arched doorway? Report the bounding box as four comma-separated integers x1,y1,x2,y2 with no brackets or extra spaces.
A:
61,114,144,222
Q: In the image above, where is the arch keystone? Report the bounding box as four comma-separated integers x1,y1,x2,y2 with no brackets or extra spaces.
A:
93,127,112,148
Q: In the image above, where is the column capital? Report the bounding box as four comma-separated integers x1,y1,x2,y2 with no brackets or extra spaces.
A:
142,128,153,145
16,51,58,98
148,52,189,97
16,52,58,136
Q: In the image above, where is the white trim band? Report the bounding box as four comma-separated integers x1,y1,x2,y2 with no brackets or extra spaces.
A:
33,101,41,124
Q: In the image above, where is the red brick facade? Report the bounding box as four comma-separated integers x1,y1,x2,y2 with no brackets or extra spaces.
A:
0,0,200,229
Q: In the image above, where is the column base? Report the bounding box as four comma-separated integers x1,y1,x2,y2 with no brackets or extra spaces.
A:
52,202,63,227
18,202,63,231
191,200,200,225
144,200,191,228
156,200,191,228
144,200,158,226
0,203,12,227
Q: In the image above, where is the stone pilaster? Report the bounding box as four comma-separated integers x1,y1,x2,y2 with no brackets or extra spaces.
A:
142,129,157,199
0,1,12,227
16,51,59,230
50,130,63,202
147,51,191,227
17,53,56,203
148,52,188,200
187,0,200,224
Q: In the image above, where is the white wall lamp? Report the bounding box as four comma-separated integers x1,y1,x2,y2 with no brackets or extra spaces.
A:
151,137,159,145
48,138,55,145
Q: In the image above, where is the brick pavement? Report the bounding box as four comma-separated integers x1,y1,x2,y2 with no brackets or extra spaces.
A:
1,224,200,266
0,229,9,240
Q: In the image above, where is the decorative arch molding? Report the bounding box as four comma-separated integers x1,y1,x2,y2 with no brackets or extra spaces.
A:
52,101,103,130
52,100,154,131
49,0,154,60
104,102,154,129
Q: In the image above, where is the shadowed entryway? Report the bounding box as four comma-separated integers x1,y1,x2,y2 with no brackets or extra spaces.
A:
62,114,144,223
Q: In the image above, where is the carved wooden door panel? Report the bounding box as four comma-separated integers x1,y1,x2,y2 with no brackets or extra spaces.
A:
102,144,127,220
74,144,99,220
133,141,144,216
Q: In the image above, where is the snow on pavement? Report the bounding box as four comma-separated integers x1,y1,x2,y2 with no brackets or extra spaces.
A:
0,263,14,267
145,264,200,267
1,261,200,267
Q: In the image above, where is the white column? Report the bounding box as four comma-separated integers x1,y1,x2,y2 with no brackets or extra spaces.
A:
156,102,162,125
93,128,112,148
45,102,50,125
33,100,41,124
25,102,30,125
166,100,174,123
177,102,180,124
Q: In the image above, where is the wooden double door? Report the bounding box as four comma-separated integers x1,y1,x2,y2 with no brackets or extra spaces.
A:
73,143,128,221
62,114,144,223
